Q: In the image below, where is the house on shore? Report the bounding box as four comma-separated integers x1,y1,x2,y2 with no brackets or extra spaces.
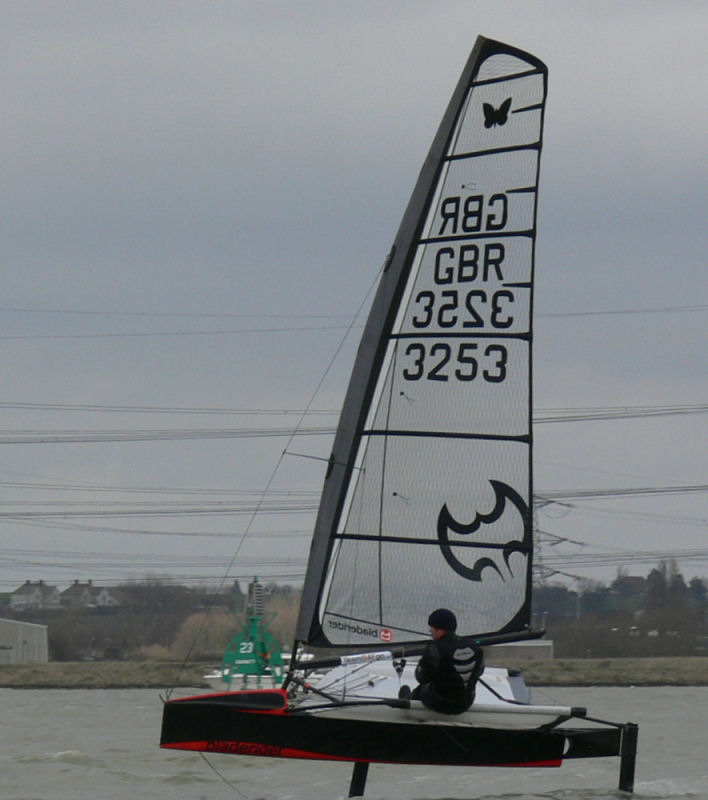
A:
8,580,121,614
60,580,121,612
9,581,61,611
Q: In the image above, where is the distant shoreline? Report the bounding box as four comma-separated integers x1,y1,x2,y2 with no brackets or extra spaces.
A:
0,661,208,689
487,655,708,687
1,656,708,689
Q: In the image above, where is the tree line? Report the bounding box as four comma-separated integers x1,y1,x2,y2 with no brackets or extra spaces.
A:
534,560,708,657
5,562,707,661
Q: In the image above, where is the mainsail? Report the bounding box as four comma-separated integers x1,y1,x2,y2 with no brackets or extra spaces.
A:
297,37,548,649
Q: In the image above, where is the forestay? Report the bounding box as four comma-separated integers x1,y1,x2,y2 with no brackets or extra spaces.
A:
297,38,548,650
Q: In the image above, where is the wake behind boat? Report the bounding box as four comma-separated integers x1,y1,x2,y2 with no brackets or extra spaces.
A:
160,36,638,797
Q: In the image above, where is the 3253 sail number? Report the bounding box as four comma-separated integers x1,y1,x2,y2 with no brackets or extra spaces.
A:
402,342,507,383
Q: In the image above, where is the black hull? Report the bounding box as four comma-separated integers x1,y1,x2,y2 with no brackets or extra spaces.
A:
160,692,621,768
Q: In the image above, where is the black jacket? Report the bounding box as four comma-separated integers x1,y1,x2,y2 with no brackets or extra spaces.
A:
413,632,484,714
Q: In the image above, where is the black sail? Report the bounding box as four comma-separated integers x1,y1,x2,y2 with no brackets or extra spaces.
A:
296,37,548,649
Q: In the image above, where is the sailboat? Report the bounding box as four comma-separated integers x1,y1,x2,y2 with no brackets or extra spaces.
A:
160,36,637,796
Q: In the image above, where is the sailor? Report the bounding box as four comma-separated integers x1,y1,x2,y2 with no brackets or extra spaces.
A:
400,608,484,714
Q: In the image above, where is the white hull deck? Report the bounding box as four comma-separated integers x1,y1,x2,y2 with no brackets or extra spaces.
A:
295,659,576,731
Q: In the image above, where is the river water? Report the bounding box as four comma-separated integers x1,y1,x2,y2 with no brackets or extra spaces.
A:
2,685,706,800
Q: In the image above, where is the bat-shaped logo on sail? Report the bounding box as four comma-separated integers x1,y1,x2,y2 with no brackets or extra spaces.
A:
437,480,529,582
483,97,512,128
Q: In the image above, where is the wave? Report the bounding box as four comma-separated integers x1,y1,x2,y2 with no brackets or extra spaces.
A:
16,749,107,769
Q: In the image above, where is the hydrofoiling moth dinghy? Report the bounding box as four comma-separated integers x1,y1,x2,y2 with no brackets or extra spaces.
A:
160,35,638,797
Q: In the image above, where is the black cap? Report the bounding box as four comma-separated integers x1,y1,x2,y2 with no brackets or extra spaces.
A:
428,608,457,632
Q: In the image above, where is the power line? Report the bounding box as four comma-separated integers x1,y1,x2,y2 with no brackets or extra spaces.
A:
0,324,363,341
0,572,307,590
3,303,705,320
0,426,335,444
0,502,318,520
0,405,703,446
540,501,707,529
0,479,319,498
1,304,704,341
540,548,708,570
533,404,708,423
9,518,313,538
537,485,708,502
1,400,703,423
0,401,339,416
537,304,708,318
0,307,362,320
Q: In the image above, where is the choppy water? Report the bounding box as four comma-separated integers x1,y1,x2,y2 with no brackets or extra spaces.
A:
2,685,706,800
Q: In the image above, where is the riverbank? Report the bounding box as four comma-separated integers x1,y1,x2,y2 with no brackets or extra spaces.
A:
0,661,208,689
1,656,708,688
486,655,708,686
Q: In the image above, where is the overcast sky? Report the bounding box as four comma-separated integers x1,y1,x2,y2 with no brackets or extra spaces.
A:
1,1,706,593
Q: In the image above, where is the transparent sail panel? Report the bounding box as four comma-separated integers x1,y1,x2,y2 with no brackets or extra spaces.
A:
405,237,535,326
321,437,530,645
476,53,539,82
370,338,529,437
453,74,545,155
344,437,528,545
399,249,532,336
424,151,539,239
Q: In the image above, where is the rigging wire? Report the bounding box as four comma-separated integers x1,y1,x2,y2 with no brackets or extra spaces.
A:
198,752,251,800
165,262,384,694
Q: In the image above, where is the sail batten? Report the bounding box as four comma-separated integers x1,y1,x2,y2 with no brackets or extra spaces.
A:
446,144,541,161
388,332,531,340
334,533,533,551
419,233,535,245
296,36,547,650
362,430,531,443
472,74,544,89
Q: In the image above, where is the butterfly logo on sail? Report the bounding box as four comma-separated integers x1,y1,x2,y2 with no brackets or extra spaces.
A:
437,480,529,582
483,97,512,128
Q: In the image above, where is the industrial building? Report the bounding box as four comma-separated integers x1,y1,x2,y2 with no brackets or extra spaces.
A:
0,617,49,664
